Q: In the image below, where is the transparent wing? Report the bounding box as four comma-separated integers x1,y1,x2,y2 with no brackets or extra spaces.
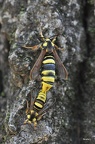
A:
30,49,46,80
36,98,56,120
53,49,68,80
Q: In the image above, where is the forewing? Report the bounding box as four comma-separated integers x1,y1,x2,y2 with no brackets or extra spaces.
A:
36,99,56,120
30,49,46,80
53,49,68,80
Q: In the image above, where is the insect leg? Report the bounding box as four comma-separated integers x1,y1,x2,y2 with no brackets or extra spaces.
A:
54,44,64,51
52,36,57,43
22,44,41,51
39,26,45,41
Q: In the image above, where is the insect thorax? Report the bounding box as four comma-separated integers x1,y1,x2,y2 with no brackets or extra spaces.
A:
42,39,54,52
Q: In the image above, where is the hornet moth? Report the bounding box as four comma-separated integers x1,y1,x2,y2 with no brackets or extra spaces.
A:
22,31,68,128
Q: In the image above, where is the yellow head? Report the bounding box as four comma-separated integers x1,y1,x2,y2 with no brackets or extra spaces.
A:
24,110,38,127
42,38,55,52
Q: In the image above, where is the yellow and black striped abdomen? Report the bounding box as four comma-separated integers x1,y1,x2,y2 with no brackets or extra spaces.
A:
34,55,55,112
41,55,55,86
34,90,46,111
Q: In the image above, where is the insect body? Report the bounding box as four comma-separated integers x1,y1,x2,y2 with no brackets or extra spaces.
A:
24,54,56,127
34,54,56,112
23,32,68,127
41,54,55,91
24,90,47,127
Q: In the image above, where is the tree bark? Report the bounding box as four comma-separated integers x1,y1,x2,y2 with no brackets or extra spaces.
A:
0,0,95,144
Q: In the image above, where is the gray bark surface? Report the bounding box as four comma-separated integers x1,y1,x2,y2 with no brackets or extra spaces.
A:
0,0,95,144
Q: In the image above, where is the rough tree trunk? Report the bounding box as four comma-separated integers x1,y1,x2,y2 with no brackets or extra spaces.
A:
0,0,95,144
